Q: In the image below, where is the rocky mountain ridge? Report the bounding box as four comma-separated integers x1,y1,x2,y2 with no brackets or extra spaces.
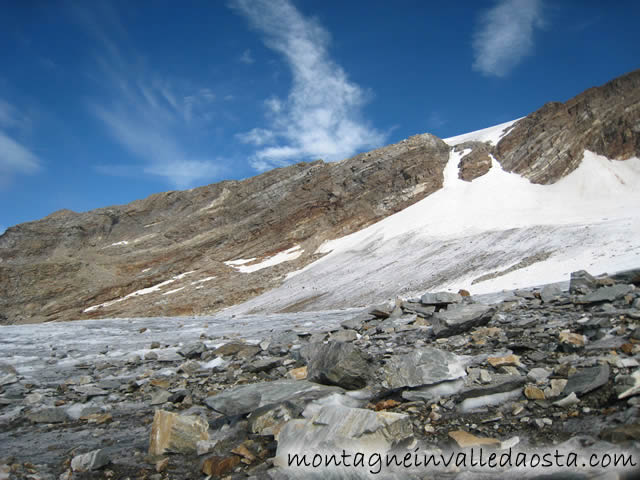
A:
1,69,639,324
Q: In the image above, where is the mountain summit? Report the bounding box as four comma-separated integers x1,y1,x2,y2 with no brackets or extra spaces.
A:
1,69,639,324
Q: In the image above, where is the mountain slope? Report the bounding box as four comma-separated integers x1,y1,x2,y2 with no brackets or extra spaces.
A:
1,69,639,324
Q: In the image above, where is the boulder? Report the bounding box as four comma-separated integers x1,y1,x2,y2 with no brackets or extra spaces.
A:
430,304,494,338
275,404,413,468
303,342,371,390
578,285,634,304
148,409,209,455
420,292,462,306
204,380,343,416
383,347,467,390
569,270,598,294
563,364,610,396
71,449,110,472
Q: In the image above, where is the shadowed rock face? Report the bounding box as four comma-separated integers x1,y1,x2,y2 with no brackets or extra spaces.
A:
0,134,449,324
494,69,640,184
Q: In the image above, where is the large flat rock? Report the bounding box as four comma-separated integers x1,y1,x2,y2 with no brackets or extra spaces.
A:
383,347,467,390
430,304,495,338
204,380,344,416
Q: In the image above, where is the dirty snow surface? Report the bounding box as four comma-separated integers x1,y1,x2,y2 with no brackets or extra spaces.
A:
228,137,640,314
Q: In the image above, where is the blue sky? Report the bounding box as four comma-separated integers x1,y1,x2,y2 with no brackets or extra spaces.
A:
0,0,638,233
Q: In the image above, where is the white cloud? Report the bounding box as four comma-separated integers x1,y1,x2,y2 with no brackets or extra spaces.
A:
237,127,276,146
0,99,41,182
239,49,255,65
472,0,545,77
231,0,386,171
74,4,224,188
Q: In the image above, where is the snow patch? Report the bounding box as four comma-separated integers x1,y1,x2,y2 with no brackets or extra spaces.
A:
83,271,196,312
443,118,521,146
192,276,216,285
224,258,257,266
162,287,185,296
226,246,303,273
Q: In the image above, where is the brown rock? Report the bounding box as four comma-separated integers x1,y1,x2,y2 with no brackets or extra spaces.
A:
202,456,240,477
559,331,586,347
148,410,209,456
231,443,257,464
287,366,308,380
487,354,522,368
448,430,501,448
155,458,169,473
524,385,546,400
455,142,493,182
373,399,401,411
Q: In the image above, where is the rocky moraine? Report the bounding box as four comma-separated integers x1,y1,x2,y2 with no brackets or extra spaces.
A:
1,269,640,479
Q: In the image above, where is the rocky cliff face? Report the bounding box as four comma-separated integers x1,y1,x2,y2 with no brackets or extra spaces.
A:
0,134,449,324
1,69,639,324
494,69,640,184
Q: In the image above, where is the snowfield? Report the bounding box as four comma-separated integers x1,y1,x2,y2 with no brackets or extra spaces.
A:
227,121,640,314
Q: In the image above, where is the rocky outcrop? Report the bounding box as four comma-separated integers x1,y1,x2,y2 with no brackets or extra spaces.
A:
494,69,640,184
0,134,449,324
455,141,493,181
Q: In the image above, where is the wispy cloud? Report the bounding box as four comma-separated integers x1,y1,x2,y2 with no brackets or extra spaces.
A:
231,0,386,171
239,49,255,65
0,99,41,186
72,3,225,188
472,0,546,77
427,112,447,129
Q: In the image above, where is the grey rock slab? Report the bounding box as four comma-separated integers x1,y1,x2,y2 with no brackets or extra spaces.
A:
430,304,495,338
156,350,183,362
527,367,551,383
0,363,18,386
339,315,366,330
401,378,465,402
420,292,462,305
274,404,413,468
71,449,110,472
72,384,109,397
0,406,23,427
27,407,69,423
569,270,598,294
247,356,282,373
540,285,563,303
578,284,634,304
303,342,371,390
150,389,172,405
328,329,358,343
383,347,467,390
458,375,526,400
178,341,206,359
563,363,610,396
204,380,343,416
